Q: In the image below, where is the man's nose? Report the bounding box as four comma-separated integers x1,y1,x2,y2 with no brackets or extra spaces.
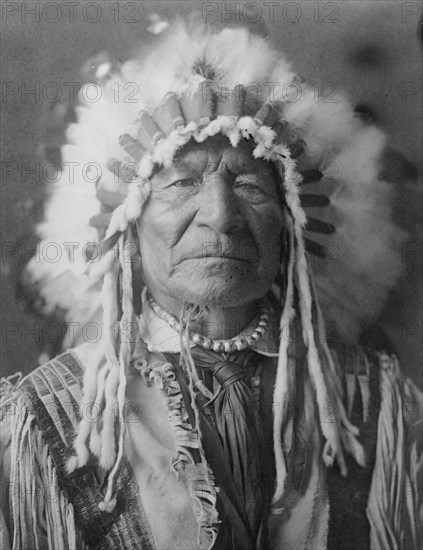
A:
196,174,245,235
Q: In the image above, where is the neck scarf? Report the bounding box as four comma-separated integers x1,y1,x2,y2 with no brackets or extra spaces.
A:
179,346,269,545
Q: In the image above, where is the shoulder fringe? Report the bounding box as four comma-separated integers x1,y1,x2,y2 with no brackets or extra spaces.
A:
1,385,86,550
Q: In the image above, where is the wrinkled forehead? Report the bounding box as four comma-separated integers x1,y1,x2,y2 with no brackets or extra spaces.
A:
156,134,280,178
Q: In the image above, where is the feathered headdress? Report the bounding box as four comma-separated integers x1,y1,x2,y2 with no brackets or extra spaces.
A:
27,21,405,515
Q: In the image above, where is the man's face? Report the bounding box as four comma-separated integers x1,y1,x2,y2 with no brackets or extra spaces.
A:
138,135,285,307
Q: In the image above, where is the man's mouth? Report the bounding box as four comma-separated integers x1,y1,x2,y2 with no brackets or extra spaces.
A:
183,254,251,262
180,241,261,263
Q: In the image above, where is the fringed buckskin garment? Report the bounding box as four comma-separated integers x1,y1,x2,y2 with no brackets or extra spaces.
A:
1,298,422,550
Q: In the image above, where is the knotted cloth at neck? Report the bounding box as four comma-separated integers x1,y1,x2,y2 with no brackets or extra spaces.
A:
186,346,267,544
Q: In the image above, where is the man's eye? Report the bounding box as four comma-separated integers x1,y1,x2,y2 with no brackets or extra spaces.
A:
233,178,267,200
235,181,260,191
170,178,200,188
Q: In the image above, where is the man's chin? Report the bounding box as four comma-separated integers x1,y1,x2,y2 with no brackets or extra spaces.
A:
163,260,276,307
173,277,266,308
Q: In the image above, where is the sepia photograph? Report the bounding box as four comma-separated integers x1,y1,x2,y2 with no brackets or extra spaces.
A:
0,1,422,548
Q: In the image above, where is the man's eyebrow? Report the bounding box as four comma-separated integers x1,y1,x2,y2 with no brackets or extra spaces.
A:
172,157,200,170
171,151,207,170
225,155,264,173
153,155,203,179
157,148,263,176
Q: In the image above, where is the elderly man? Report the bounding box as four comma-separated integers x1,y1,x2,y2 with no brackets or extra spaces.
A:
1,21,422,550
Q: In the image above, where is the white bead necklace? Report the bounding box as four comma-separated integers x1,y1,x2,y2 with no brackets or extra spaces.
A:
147,294,271,353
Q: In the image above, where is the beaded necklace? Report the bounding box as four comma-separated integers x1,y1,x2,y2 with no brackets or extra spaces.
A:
147,294,271,353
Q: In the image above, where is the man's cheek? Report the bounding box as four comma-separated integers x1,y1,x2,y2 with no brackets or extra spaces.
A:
257,233,282,271
264,212,284,242
265,204,285,226
251,201,283,225
252,214,283,254
141,213,178,250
